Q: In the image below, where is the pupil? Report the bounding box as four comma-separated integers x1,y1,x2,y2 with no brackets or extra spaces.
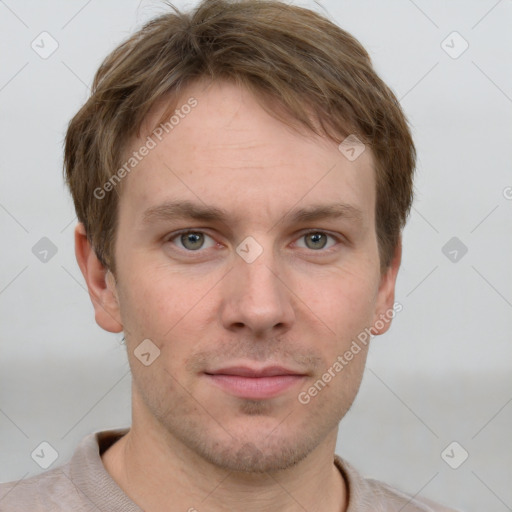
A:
307,233,326,249
182,232,203,250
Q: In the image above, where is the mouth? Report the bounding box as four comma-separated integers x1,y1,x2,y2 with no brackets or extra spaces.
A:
203,366,307,400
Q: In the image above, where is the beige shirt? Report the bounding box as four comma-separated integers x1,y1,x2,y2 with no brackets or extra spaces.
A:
0,429,458,511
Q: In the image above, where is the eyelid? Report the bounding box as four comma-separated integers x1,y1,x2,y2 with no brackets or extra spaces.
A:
164,228,344,252
165,229,218,250
292,229,342,251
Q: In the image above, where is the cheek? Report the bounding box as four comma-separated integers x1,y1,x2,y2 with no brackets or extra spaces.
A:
300,267,379,336
120,261,173,309
117,267,219,349
121,280,166,328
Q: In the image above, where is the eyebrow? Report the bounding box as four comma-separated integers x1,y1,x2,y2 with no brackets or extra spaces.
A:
141,200,364,227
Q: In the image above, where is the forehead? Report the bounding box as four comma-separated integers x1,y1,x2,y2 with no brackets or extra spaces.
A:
118,80,376,228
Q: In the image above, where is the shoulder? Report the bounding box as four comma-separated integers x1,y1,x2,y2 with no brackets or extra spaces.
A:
334,455,461,512
0,465,91,512
363,478,460,512
0,429,131,512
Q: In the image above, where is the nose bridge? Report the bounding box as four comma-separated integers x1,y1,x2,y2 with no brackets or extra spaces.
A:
221,239,295,333
240,251,280,302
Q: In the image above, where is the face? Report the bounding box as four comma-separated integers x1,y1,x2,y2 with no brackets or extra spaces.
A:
88,80,399,473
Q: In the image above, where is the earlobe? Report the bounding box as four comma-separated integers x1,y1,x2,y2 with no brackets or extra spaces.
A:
74,223,123,333
372,238,402,336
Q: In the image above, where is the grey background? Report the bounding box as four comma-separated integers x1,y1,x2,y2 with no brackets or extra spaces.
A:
1,1,511,510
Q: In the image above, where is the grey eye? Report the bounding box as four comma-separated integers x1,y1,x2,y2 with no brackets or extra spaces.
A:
168,231,217,252
180,232,205,250
304,232,328,250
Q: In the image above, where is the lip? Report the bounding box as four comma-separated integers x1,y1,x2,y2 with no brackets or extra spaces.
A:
204,366,306,400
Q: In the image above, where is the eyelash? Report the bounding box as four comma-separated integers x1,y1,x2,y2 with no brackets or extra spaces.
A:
165,229,343,254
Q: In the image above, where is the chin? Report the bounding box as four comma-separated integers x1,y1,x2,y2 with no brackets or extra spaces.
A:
200,437,314,473
165,412,327,474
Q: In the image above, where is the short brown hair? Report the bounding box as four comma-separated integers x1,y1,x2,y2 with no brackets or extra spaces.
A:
64,0,415,274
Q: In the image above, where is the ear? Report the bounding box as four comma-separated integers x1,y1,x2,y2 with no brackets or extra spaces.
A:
74,223,123,333
371,237,402,336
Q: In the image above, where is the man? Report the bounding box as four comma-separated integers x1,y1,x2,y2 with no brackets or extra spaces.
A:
0,0,458,510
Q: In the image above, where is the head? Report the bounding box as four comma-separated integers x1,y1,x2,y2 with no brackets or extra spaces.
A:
67,0,415,473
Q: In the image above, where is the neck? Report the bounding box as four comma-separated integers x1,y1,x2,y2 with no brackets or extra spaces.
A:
102,410,346,512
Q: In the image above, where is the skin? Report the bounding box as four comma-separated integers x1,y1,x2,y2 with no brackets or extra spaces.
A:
75,79,401,512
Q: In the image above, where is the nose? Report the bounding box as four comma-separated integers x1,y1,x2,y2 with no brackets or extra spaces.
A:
219,248,296,336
